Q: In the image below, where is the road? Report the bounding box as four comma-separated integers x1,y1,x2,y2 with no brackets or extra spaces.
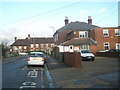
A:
2,56,50,89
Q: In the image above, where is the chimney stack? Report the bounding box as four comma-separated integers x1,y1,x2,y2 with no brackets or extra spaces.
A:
28,34,30,39
64,16,69,25
88,16,92,25
14,37,17,42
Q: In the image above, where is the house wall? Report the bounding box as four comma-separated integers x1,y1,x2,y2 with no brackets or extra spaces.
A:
89,44,97,55
54,30,70,45
11,43,54,53
92,28,120,51
67,31,79,40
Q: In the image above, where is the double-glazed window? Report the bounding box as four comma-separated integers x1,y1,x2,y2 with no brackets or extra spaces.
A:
46,44,48,48
80,45,89,49
19,46,22,49
40,44,44,48
115,29,120,36
79,31,88,38
24,46,27,49
36,44,39,48
103,30,109,37
116,43,120,49
30,44,34,48
104,43,110,51
51,44,54,47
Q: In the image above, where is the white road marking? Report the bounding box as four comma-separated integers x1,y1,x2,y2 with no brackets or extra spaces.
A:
19,86,36,89
28,70,38,77
22,82,36,86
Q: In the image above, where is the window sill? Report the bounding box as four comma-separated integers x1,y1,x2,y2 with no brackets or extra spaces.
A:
103,36,109,37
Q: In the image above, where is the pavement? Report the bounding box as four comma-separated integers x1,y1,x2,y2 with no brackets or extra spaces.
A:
45,55,119,89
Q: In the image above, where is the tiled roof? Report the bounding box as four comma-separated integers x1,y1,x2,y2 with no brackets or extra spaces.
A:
57,21,100,31
61,38,96,46
11,37,54,46
11,39,31,46
30,37,54,44
100,27,120,29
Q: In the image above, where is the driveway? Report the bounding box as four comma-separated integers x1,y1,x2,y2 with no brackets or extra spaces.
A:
46,56,119,88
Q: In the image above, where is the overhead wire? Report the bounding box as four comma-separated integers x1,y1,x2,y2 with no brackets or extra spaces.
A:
2,0,86,26
95,4,119,26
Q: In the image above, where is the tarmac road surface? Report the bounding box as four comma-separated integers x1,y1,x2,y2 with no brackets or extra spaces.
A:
2,56,52,89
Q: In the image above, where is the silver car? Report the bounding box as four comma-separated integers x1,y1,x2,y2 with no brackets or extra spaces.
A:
27,52,45,66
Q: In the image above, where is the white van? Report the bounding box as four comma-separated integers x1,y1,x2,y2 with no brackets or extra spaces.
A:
77,50,95,61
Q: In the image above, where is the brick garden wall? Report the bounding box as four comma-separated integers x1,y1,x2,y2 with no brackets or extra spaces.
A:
96,51,120,57
64,52,81,68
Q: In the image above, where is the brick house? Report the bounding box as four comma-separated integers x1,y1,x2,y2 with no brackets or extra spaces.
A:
10,34,54,54
53,16,120,54
90,27,120,52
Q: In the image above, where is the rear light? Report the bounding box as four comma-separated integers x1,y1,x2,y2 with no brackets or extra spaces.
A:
42,57,44,61
28,57,30,61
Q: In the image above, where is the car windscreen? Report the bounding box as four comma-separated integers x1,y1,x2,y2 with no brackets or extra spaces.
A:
30,53,43,57
81,50,91,53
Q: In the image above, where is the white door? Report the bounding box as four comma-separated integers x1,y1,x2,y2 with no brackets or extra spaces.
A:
69,45,74,52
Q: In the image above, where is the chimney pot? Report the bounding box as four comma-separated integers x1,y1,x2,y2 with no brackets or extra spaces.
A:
64,16,69,25
14,37,17,42
28,34,30,39
88,16,92,25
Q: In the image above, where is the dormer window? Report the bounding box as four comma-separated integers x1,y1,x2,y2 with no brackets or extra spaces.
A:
79,31,88,38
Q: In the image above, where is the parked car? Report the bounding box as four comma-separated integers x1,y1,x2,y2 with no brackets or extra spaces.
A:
19,52,28,56
27,52,45,66
77,50,95,61
108,49,120,52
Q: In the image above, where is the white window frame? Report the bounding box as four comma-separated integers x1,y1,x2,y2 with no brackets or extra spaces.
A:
24,46,27,49
40,44,44,48
36,44,39,48
116,43,120,49
103,29,109,37
19,46,22,49
80,45,89,50
46,44,48,48
115,29,120,36
30,44,34,48
79,31,88,38
104,42,110,51
51,44,54,47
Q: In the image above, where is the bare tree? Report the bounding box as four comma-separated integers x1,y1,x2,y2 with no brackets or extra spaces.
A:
0,40,9,58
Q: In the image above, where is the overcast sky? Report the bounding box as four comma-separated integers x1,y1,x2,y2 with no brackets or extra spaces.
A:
0,0,119,45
